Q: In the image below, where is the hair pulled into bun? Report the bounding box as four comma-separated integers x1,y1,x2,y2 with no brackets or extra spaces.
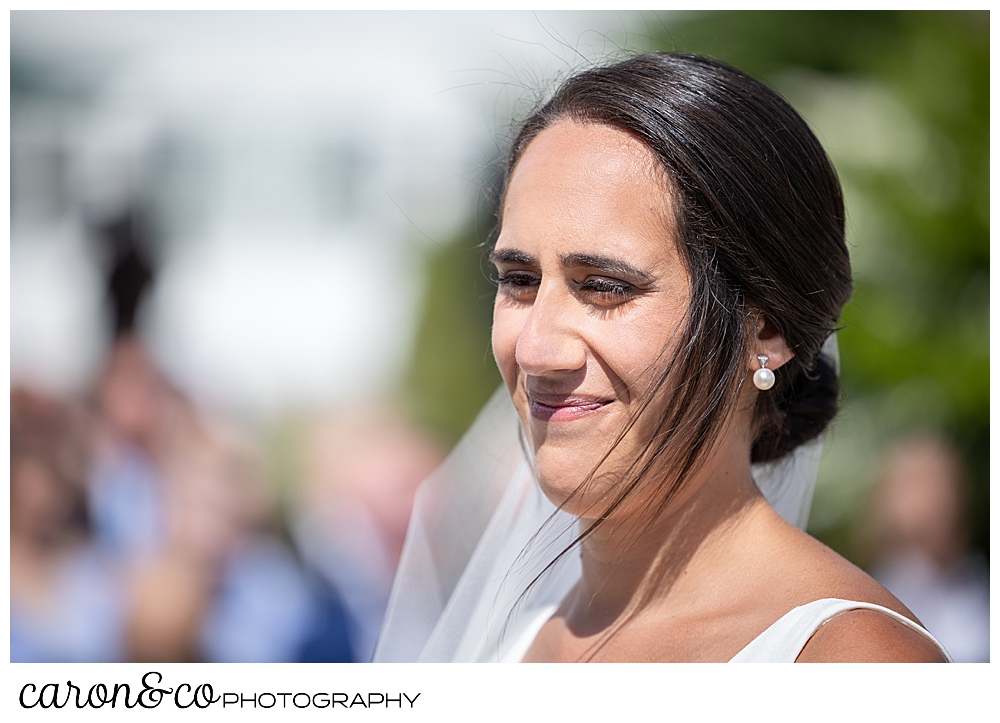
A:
752,351,840,464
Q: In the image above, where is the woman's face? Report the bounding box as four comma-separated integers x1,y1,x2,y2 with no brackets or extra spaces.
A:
492,120,690,518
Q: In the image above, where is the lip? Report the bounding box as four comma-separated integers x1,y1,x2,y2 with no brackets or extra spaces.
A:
526,392,614,422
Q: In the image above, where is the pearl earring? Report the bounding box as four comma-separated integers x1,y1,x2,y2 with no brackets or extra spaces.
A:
753,355,775,390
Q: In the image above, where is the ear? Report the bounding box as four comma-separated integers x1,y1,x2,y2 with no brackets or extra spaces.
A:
751,315,793,371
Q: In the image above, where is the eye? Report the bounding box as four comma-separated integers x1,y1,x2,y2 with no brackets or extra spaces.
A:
577,277,636,302
493,270,540,300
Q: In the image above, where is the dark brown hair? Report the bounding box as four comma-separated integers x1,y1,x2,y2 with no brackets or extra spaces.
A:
499,52,852,537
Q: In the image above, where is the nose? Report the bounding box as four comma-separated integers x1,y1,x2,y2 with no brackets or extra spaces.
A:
514,285,587,376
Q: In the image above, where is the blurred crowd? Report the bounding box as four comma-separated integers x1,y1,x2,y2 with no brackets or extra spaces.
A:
10,215,444,662
11,341,443,663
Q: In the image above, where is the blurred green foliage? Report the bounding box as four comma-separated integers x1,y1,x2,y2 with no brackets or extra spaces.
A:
400,11,988,563
399,225,502,446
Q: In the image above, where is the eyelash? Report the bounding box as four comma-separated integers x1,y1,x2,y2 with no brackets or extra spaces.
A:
577,278,635,299
493,272,636,302
493,271,539,288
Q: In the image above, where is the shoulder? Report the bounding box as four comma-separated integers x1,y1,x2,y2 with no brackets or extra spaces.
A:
749,510,946,662
762,511,908,613
795,608,948,663
724,504,948,662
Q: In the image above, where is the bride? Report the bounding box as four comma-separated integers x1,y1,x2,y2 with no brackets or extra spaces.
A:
374,53,950,663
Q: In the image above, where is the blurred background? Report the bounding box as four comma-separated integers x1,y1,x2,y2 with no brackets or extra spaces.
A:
10,10,988,662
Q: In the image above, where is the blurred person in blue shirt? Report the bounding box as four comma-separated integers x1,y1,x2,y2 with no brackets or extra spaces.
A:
292,408,444,661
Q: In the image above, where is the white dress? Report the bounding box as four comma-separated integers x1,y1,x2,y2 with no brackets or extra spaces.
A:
729,598,953,662
500,598,953,663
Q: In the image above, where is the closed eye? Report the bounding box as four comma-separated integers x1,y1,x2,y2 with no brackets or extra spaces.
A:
576,277,636,302
493,270,540,300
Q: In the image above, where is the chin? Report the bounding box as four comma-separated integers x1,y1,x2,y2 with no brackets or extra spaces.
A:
532,447,612,517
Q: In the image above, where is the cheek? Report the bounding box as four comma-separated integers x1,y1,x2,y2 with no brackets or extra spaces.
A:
601,320,677,399
491,302,523,394
630,294,689,371
626,337,671,389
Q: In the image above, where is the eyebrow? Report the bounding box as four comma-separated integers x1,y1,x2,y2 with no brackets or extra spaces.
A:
490,248,654,283
489,248,535,266
560,252,653,282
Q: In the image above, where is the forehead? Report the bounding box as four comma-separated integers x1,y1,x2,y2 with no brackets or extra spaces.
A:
499,120,676,263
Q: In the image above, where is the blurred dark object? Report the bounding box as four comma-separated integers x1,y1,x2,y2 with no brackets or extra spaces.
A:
865,436,989,662
97,209,156,336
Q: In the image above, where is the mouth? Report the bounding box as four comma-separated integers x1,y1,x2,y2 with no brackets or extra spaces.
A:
526,392,613,422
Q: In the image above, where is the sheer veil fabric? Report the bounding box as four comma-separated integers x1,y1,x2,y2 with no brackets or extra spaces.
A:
372,338,840,662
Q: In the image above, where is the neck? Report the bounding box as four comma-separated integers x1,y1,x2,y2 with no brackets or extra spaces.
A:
568,445,765,633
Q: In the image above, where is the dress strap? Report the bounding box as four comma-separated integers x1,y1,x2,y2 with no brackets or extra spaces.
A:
728,598,953,663
500,604,559,663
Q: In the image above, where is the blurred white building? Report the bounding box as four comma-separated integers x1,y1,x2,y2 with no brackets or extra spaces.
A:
10,11,652,415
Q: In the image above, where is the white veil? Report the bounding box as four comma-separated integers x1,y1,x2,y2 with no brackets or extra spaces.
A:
373,337,840,662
